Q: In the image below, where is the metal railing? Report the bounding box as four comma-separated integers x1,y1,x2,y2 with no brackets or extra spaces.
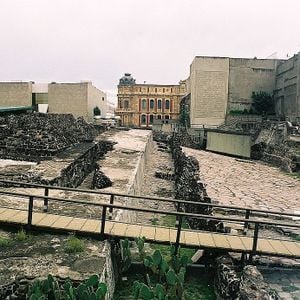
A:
0,180,300,261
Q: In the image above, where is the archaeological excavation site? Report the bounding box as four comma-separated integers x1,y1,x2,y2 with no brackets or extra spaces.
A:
0,112,299,300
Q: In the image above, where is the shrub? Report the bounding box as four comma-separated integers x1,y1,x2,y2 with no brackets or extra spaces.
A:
64,236,85,253
0,236,11,247
15,228,28,241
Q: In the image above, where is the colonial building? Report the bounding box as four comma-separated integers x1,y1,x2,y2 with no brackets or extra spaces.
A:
116,73,186,127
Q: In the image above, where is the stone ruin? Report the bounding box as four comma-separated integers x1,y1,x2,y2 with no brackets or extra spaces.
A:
0,113,97,161
169,133,224,232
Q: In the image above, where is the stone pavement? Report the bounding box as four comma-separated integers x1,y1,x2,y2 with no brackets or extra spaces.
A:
260,268,300,300
182,148,300,213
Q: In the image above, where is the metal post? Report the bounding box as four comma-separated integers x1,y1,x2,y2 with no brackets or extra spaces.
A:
100,205,107,239
243,209,251,235
27,196,34,229
175,215,183,255
249,222,259,263
175,202,181,228
108,195,114,220
43,187,49,212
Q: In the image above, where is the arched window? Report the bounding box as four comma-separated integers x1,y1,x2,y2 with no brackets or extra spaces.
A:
165,100,170,110
165,115,170,120
149,115,154,124
141,114,146,124
157,99,162,109
124,100,129,109
142,99,147,110
157,115,162,120
150,99,154,109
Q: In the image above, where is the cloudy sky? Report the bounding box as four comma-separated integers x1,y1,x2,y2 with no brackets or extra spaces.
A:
0,0,299,103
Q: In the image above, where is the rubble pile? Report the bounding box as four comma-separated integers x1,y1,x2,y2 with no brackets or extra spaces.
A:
214,256,279,300
92,164,113,189
170,134,223,232
0,113,97,160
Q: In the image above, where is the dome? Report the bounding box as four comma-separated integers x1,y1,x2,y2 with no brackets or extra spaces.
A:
119,73,136,86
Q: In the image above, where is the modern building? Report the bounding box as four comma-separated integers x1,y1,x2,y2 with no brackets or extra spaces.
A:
184,56,281,128
274,53,300,122
116,73,186,127
0,81,107,122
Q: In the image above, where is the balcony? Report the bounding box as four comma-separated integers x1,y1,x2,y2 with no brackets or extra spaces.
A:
115,108,135,113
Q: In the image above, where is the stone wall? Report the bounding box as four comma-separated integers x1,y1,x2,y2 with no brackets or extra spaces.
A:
0,82,32,107
170,134,223,231
0,113,97,161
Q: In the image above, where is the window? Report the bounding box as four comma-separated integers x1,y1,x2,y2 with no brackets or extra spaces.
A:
155,88,157,93
157,99,162,109
119,100,123,109
157,115,162,120
150,99,154,109
124,100,129,109
163,88,165,93
141,114,146,124
102,97,105,101
142,99,147,109
165,100,170,110
165,115,170,120
149,115,154,124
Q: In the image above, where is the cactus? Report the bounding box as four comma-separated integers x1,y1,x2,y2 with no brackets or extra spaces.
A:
135,236,146,260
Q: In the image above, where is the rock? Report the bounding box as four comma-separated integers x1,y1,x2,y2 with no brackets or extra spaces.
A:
71,257,105,273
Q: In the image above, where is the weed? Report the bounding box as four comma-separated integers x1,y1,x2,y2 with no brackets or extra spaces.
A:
0,236,11,247
64,236,85,253
15,228,28,242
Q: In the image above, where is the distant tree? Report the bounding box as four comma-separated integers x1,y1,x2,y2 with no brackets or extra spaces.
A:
251,91,274,115
93,106,101,116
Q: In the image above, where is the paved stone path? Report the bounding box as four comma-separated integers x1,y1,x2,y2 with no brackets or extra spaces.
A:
183,148,300,213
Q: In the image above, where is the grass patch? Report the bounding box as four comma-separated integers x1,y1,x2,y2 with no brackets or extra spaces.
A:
15,228,29,242
184,275,216,300
159,214,190,229
64,236,85,253
285,172,300,179
0,236,11,247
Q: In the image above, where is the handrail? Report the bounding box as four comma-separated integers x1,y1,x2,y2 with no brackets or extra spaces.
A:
0,180,299,218
0,189,299,229
0,187,299,261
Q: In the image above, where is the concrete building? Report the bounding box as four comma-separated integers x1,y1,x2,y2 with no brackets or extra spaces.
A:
116,73,185,127
48,81,107,121
0,81,107,122
0,82,33,107
274,53,300,122
184,56,280,128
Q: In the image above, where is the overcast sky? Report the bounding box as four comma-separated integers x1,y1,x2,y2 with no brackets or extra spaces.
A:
0,0,300,103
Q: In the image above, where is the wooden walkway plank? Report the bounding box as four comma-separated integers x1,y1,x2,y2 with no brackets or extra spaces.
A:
281,241,300,256
240,236,253,251
226,235,247,251
140,225,156,240
169,229,177,243
198,232,216,248
124,224,142,238
0,209,20,221
81,219,100,233
104,221,115,235
34,214,59,227
155,227,170,242
212,233,231,249
110,222,128,237
268,240,293,256
9,211,27,223
181,231,199,246
65,218,87,231
51,216,73,229
257,239,277,254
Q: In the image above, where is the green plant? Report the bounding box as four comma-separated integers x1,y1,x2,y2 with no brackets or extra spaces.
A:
133,246,191,299
15,228,28,241
251,91,274,115
135,236,146,261
64,236,85,254
0,236,11,247
28,274,107,300
120,239,132,273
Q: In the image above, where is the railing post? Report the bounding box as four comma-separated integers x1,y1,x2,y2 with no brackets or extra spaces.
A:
175,202,181,228
100,205,107,239
27,196,34,229
43,187,49,212
108,195,114,220
249,222,259,263
175,215,183,255
243,209,251,235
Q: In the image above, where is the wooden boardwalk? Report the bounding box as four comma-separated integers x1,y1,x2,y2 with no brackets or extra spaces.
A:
1,207,300,258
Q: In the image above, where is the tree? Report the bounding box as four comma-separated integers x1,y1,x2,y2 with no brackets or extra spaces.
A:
251,91,274,115
93,106,101,116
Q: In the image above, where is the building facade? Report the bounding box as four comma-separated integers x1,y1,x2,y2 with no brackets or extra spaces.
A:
274,53,300,122
184,56,281,128
116,73,186,127
0,81,107,122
